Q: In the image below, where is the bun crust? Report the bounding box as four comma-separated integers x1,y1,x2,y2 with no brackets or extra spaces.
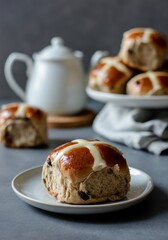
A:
126,71,168,96
42,139,130,204
89,56,133,94
119,28,168,71
0,103,48,147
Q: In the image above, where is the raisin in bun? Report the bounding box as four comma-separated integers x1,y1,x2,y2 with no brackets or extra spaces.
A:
126,71,168,96
42,139,130,204
0,102,48,147
119,28,168,71
89,56,133,94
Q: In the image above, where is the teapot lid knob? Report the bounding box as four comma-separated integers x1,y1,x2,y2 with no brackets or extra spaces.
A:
33,36,80,60
51,37,64,47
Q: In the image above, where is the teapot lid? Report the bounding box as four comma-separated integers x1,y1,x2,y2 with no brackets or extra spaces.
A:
33,37,76,60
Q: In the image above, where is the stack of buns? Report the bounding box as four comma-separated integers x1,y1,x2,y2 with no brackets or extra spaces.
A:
89,27,168,96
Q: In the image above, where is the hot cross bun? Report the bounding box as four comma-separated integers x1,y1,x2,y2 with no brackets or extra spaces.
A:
119,28,168,71
89,56,133,94
126,71,168,96
0,102,48,147
42,139,130,204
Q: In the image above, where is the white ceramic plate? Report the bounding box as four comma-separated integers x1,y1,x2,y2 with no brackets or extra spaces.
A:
11,166,154,215
86,86,168,108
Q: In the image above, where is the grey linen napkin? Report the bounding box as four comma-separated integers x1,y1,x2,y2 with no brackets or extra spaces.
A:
93,103,168,155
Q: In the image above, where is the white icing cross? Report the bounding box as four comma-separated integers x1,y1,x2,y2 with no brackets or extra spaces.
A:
99,58,131,82
147,71,161,95
15,103,27,118
142,28,154,43
52,139,113,171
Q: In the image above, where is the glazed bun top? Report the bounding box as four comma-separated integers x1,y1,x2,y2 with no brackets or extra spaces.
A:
0,102,46,124
47,139,128,182
123,28,168,50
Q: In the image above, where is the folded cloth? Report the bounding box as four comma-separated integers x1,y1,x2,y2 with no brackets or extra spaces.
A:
93,103,168,155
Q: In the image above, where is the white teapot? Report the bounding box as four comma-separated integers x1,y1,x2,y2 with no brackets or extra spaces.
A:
4,37,88,115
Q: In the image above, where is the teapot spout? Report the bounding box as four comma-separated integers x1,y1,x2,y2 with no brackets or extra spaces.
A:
90,50,109,69
74,51,84,59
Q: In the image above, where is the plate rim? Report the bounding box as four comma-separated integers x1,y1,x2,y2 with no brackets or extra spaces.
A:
11,165,154,213
86,86,168,108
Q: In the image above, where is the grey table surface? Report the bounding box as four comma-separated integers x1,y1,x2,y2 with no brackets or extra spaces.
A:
0,99,168,240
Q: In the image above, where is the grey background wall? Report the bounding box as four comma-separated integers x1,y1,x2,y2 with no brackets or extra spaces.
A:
0,0,168,99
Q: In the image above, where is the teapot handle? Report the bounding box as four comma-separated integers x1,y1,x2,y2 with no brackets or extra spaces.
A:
4,53,33,101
